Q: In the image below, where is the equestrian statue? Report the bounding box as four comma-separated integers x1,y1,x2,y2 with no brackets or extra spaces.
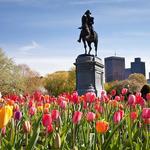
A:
78,10,98,56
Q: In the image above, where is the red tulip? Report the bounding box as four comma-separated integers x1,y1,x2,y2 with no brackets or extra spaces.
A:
51,110,60,121
47,124,53,133
85,92,96,103
111,89,116,96
42,114,52,127
72,111,82,124
130,112,138,121
33,91,42,102
86,112,96,122
128,94,136,106
71,91,79,104
136,93,145,107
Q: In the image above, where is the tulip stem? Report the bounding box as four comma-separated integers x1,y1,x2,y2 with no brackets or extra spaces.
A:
26,133,28,147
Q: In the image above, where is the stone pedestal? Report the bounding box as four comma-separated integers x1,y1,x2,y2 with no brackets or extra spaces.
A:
74,54,104,97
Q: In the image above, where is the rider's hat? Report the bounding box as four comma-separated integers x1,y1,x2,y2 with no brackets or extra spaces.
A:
85,10,91,15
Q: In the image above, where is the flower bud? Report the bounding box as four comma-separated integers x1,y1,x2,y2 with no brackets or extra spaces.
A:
14,111,22,121
72,146,78,150
1,127,6,136
54,133,61,149
55,116,62,128
23,121,31,133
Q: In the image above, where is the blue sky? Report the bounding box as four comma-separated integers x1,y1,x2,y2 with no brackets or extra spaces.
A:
0,0,150,78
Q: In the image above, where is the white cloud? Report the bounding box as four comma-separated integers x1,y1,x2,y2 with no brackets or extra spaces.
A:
14,56,75,76
19,41,39,54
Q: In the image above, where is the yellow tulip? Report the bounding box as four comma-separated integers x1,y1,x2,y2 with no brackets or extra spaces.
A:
37,105,43,112
0,105,13,129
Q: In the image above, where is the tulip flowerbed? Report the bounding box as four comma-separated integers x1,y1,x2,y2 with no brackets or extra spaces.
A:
0,89,150,150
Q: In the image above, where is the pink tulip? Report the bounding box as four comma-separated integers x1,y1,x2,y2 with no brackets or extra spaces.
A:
86,112,96,122
146,93,150,101
85,92,96,103
142,108,150,119
59,100,67,109
29,106,36,116
113,110,124,124
1,127,6,136
115,96,120,101
72,111,82,124
51,110,60,121
121,88,128,95
101,90,106,96
128,94,136,106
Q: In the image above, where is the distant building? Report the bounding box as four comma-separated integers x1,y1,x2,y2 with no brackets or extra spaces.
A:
147,73,150,84
124,68,131,79
131,58,145,76
105,56,125,82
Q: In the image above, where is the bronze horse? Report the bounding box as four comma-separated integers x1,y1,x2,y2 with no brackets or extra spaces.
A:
79,28,98,56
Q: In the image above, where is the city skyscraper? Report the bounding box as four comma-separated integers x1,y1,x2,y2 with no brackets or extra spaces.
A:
105,56,125,82
131,58,145,76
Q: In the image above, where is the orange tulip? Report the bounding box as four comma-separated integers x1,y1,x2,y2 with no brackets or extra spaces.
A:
96,120,109,133
44,103,50,109
0,105,13,129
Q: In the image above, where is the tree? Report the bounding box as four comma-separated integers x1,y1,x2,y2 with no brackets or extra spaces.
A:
44,68,76,96
128,73,146,85
104,73,146,95
0,48,22,94
0,49,42,95
17,64,42,94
